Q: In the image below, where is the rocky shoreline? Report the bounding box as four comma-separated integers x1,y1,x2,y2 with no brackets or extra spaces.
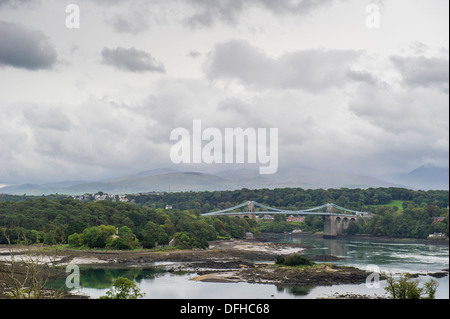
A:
64,239,375,288
193,263,370,287
1,237,448,299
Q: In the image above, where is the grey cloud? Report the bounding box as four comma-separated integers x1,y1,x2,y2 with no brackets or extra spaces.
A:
23,108,73,132
188,50,202,58
184,0,245,27
0,20,57,70
101,47,165,73
184,0,338,27
347,70,378,84
106,12,150,34
0,0,36,8
349,82,449,136
205,40,363,92
391,55,449,93
90,0,125,6
66,0,339,29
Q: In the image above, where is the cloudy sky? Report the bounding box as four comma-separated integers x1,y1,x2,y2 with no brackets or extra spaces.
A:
0,0,448,185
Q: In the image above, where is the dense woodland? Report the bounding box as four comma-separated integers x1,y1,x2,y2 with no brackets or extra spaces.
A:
0,187,448,248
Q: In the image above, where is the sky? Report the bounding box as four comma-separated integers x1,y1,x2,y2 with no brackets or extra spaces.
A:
0,0,448,185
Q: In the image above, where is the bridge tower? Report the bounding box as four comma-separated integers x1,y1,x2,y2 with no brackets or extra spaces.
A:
326,204,334,214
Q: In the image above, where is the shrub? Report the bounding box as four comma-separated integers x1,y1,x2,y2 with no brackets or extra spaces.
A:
384,273,439,299
275,254,314,267
99,277,144,299
68,233,82,247
275,255,286,265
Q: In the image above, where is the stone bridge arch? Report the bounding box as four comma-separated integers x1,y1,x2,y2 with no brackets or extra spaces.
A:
324,215,358,237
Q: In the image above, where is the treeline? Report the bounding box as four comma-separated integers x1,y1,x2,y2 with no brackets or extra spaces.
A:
346,204,449,238
125,187,448,213
0,198,258,249
0,187,448,246
2,187,448,212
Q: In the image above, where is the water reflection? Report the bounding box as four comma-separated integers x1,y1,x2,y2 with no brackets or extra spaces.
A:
79,267,167,289
64,235,448,299
276,285,314,296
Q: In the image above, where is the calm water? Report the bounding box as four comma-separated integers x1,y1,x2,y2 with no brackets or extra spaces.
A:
70,235,449,299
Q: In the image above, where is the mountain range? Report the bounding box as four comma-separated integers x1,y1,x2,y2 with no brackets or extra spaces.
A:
1,165,447,196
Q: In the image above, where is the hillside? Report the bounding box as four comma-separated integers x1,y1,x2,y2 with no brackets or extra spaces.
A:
0,167,405,195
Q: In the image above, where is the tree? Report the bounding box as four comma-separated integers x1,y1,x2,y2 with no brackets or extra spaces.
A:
0,231,66,299
275,254,314,267
82,225,116,248
99,277,144,299
108,226,139,250
384,273,438,299
345,220,360,235
67,233,82,247
141,221,160,248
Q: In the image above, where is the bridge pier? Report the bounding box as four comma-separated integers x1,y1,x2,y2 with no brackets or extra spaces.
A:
324,215,357,237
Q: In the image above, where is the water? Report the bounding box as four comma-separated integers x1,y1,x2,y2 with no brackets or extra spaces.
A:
69,235,449,299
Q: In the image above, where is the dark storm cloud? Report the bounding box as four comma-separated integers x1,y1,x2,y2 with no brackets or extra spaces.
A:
204,39,363,92
391,55,449,93
0,20,57,70
101,47,165,73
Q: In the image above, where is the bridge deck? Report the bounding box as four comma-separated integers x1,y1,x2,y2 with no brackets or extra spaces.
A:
202,211,357,218
201,201,363,218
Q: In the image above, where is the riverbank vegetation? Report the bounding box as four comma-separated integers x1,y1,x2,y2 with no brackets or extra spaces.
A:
0,198,258,249
0,187,448,249
384,273,439,299
345,203,449,238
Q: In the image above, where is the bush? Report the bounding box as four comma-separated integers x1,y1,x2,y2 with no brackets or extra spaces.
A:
275,255,286,265
107,234,140,250
384,273,439,299
275,254,314,267
68,233,82,247
83,225,116,248
99,277,144,299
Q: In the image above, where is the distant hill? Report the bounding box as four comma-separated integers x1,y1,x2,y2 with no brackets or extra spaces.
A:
217,167,401,190
383,165,449,191
0,167,407,195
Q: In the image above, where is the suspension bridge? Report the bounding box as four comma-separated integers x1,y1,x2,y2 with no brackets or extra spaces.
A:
201,201,370,237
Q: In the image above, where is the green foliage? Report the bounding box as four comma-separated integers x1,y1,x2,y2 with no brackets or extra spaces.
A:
99,277,144,299
275,254,314,267
384,273,439,299
347,203,449,239
125,187,449,213
67,233,83,247
0,187,447,248
82,225,116,248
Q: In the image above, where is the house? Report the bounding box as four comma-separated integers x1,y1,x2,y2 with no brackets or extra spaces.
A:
165,204,173,210
286,215,305,222
433,217,445,224
428,232,446,239
262,215,274,220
